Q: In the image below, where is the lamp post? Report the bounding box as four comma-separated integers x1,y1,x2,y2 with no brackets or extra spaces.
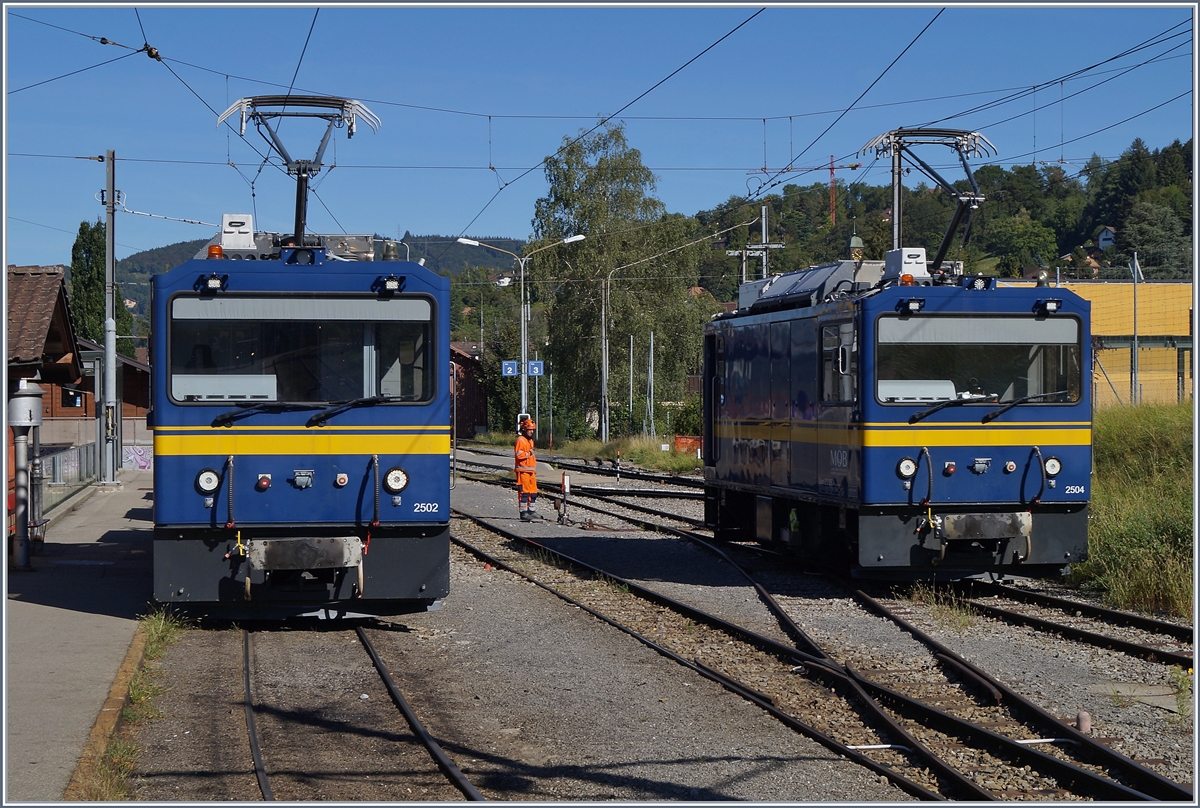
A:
600,265,621,444
458,234,584,421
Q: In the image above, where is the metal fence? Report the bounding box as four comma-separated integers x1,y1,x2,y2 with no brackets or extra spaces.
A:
1094,344,1193,409
39,442,98,513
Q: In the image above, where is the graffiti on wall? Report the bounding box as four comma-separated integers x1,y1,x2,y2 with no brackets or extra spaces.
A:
123,445,153,470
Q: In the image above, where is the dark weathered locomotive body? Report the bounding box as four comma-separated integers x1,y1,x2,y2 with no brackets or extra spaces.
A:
702,251,1091,579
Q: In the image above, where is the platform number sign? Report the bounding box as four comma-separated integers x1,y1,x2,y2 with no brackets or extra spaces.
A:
501,361,518,377
528,361,544,377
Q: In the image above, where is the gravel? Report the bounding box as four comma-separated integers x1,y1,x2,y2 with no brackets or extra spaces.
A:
454,474,1195,793
124,476,909,801
124,474,1192,799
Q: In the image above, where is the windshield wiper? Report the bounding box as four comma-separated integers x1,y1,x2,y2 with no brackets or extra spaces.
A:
211,401,320,426
981,390,1071,424
305,394,407,427
908,394,998,425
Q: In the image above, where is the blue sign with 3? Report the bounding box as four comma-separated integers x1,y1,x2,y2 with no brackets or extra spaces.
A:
528,361,544,376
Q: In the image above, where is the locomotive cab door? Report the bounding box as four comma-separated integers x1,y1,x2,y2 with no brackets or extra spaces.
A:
768,321,791,488
817,319,859,503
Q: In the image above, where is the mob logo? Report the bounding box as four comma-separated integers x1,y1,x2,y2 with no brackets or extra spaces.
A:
829,448,850,469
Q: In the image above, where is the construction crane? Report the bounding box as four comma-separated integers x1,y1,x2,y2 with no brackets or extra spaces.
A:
749,156,862,225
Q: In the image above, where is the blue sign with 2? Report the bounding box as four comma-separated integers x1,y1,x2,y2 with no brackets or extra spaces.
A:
501,361,518,377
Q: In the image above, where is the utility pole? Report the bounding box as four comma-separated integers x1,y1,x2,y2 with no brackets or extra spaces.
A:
1131,253,1141,404
102,150,119,485
748,158,862,226
726,206,784,281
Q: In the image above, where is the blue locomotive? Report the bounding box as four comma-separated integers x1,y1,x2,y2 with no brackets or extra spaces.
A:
151,97,450,617
702,130,1091,579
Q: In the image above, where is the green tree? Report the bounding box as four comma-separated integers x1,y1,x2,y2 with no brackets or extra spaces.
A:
69,219,136,358
983,209,1059,277
529,122,719,439
1118,200,1192,278
1154,140,1191,190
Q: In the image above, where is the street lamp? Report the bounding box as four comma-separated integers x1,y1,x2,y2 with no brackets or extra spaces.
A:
458,234,584,421
600,265,621,444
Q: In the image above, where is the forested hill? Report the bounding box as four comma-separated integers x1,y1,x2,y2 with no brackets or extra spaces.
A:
693,136,1192,301
112,135,1191,315
116,238,209,316
401,234,524,275
113,233,524,317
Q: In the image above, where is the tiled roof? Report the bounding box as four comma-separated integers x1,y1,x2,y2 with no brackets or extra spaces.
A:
450,341,483,361
76,337,152,373
7,264,71,364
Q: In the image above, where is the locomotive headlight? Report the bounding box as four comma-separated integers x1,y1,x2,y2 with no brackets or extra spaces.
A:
897,457,918,479
383,467,409,494
1043,457,1062,477
195,468,221,494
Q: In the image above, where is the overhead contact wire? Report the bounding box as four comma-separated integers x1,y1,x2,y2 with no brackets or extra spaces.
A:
446,8,765,251
752,8,943,200
8,51,141,94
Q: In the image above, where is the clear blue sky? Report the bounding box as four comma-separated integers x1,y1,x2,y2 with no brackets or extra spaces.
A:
4,3,1195,268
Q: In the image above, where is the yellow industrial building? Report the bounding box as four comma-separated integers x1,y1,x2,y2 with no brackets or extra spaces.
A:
1001,280,1193,408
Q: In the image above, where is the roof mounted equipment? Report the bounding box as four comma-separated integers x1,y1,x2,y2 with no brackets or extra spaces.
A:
217,96,380,251
860,128,994,274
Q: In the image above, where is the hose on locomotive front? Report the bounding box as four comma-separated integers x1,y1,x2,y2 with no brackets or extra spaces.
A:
917,447,949,563
358,455,380,593
1030,446,1046,505
919,446,933,506
225,455,235,529
1012,446,1046,563
371,454,380,527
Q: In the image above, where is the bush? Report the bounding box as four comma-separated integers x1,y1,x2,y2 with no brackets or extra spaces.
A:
556,434,700,474
672,393,702,436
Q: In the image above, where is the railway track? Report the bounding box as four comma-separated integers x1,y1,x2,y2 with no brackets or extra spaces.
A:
459,445,705,489
448,500,1192,800
462,460,1193,675
456,458,704,530
944,580,1194,669
241,627,484,801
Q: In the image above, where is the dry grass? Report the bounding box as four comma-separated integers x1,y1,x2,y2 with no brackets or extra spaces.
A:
80,608,190,800
906,582,977,632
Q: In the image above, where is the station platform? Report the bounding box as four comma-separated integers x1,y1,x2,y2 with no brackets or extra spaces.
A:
5,469,153,803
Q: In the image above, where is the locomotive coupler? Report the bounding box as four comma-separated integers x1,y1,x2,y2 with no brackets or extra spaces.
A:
915,514,948,564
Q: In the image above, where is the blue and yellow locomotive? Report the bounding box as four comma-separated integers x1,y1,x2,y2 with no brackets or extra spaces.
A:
702,246,1091,579
703,128,1091,580
151,97,451,617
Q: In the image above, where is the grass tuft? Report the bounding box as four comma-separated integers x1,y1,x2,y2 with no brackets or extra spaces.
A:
1168,665,1193,721
907,582,976,631
85,738,140,801
140,606,190,660
82,608,191,801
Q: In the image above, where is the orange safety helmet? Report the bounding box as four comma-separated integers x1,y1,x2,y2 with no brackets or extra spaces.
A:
520,419,536,431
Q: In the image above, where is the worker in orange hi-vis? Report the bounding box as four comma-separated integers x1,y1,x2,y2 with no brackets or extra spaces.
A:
514,419,539,521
